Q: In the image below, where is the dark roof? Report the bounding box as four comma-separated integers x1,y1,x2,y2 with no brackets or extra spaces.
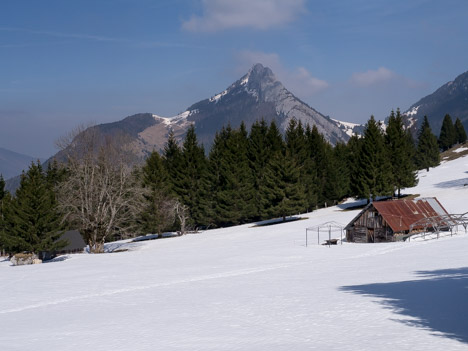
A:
345,197,450,232
59,230,86,251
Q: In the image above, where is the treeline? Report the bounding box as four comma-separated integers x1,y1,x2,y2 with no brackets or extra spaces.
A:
0,110,466,256
439,114,467,151
142,119,348,231
141,108,451,232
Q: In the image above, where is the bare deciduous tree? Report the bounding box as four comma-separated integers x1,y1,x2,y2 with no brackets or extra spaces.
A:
175,201,189,235
57,126,147,253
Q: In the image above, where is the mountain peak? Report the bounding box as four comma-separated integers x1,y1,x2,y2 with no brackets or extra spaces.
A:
246,63,276,83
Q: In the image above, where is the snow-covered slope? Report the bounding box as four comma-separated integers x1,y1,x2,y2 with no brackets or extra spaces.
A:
1,154,468,350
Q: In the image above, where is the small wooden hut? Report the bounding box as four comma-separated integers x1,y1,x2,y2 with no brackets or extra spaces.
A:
345,197,450,243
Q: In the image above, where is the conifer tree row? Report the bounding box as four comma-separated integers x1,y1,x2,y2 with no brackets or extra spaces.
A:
0,162,66,254
141,111,432,230
142,119,357,229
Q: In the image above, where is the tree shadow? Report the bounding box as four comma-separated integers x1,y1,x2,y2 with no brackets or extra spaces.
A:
434,178,468,188
43,255,70,263
340,267,468,343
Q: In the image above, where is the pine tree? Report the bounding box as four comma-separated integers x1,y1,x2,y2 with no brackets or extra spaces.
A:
347,135,364,198
285,119,309,212
454,118,467,144
209,124,254,226
162,130,183,193
248,119,271,220
178,125,211,227
263,147,306,221
439,114,456,151
305,125,329,208
354,116,393,202
2,162,66,254
141,151,175,234
415,116,440,171
331,142,351,200
385,109,418,197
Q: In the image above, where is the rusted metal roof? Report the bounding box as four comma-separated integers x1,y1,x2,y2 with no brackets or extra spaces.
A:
372,197,449,232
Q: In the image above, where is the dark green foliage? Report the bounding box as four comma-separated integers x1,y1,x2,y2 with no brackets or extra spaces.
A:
438,114,456,151
385,109,418,197
162,130,183,192
454,118,467,144
347,135,364,198
177,125,211,227
141,151,174,234
331,142,351,200
209,124,254,226
415,116,440,171
305,125,330,208
262,147,306,221
248,120,274,220
1,162,66,254
354,116,393,201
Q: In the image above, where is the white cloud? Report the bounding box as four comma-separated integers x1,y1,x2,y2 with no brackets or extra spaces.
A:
182,0,305,32
237,50,329,96
350,67,395,86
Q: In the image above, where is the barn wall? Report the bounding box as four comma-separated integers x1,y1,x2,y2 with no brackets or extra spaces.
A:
346,207,395,243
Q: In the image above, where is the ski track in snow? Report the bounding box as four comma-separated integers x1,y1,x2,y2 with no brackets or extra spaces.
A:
0,263,303,314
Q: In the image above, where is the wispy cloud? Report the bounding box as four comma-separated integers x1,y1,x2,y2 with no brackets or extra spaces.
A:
237,50,329,96
0,27,198,49
182,0,305,32
350,67,395,86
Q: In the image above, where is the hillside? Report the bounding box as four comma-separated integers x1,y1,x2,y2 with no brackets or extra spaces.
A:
1,151,467,350
403,70,468,136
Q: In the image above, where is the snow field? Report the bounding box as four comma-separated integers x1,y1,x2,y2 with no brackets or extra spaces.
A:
0,153,467,350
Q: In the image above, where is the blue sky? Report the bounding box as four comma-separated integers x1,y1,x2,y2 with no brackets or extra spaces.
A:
2,0,468,158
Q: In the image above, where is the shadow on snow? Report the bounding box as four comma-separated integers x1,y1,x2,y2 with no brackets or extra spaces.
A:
434,177,468,188
340,267,468,344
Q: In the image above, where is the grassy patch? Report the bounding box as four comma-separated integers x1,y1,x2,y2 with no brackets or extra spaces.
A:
441,142,468,162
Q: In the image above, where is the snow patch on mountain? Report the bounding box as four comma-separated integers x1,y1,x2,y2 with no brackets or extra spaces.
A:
405,105,420,117
152,111,193,126
209,89,228,103
332,119,362,137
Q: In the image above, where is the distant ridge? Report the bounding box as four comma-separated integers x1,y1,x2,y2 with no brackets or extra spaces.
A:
0,147,42,180
403,70,468,135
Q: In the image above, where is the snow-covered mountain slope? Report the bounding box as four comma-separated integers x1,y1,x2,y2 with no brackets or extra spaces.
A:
186,63,351,146
402,70,468,136
1,155,468,350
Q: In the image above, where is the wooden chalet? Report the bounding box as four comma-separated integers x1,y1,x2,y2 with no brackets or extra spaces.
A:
345,197,450,243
